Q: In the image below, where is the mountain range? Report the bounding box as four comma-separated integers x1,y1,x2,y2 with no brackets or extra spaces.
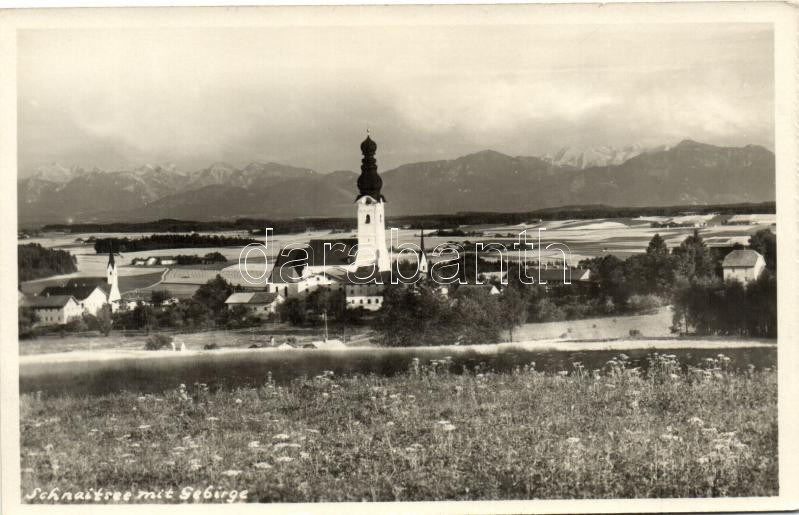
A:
17,140,775,225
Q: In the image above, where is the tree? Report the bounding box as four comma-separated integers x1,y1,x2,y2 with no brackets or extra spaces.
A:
749,228,776,271
277,297,307,325
95,305,113,336
673,229,715,281
376,283,457,346
193,275,234,315
18,306,39,338
498,285,528,342
150,289,173,306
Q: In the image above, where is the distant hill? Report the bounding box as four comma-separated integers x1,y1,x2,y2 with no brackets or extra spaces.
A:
17,140,775,225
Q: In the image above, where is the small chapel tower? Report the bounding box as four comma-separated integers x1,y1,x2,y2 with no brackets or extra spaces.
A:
106,251,121,308
353,134,390,271
418,228,429,274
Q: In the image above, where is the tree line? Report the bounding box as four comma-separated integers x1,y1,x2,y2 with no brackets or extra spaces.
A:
93,234,259,254
18,243,77,282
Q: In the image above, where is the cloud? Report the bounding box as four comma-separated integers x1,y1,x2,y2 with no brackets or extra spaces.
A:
17,23,773,174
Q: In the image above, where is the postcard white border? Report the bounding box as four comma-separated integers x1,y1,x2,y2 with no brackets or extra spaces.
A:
1,3,797,514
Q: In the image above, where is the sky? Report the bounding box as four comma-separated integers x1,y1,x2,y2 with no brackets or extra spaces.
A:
17,23,773,175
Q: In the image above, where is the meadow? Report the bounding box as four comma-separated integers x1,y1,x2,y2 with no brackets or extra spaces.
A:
20,352,777,502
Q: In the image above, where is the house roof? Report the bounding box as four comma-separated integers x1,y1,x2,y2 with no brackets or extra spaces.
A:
40,284,106,301
65,277,110,291
25,294,77,309
722,249,763,268
225,291,280,305
535,268,592,282
455,283,500,294
308,239,357,267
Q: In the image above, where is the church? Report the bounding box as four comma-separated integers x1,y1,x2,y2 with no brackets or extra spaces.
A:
262,134,430,310
21,252,123,326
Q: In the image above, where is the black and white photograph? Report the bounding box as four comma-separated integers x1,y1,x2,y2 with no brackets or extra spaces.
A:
1,3,797,513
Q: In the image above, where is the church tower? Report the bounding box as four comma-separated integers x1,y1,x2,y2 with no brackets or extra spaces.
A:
353,134,390,271
106,251,121,309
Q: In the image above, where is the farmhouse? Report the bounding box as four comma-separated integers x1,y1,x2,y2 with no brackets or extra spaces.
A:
29,252,122,315
22,294,82,326
224,292,284,315
39,284,109,315
722,249,766,284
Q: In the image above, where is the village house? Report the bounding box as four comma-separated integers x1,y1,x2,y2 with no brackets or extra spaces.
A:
39,283,109,315
31,252,122,315
224,291,284,315
22,294,82,327
722,249,766,284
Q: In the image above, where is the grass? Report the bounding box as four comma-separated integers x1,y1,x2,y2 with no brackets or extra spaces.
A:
20,353,777,502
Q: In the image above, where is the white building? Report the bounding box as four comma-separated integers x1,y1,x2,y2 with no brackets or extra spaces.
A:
722,249,766,284
23,294,83,326
224,291,284,315
352,135,391,272
35,252,122,314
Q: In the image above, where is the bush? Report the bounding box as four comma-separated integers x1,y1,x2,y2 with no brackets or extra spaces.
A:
629,329,642,338
627,294,662,314
144,333,173,351
203,343,220,350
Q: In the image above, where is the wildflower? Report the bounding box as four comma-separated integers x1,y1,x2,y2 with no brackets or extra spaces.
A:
206,417,220,422
557,371,569,377
566,437,580,444
163,460,176,466
221,470,242,477
272,434,291,441
696,457,709,465
688,417,704,427
235,399,243,404
669,373,679,380
274,442,301,450
276,456,294,463
300,452,310,459
253,462,272,469
247,441,260,449
322,393,330,398
441,423,457,432
212,454,224,461
386,421,395,427
138,424,151,430
120,453,134,458
189,459,202,472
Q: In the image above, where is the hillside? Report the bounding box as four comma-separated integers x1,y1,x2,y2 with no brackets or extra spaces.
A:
18,140,775,224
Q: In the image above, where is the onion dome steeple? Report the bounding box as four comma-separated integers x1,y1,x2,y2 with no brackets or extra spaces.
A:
356,133,385,202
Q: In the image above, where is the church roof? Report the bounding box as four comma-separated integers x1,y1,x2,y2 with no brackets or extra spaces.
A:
308,239,357,267
66,277,109,289
356,135,385,202
40,284,107,301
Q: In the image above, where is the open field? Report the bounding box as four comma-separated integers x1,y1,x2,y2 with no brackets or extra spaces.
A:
20,340,775,396
20,353,777,502
17,308,672,357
